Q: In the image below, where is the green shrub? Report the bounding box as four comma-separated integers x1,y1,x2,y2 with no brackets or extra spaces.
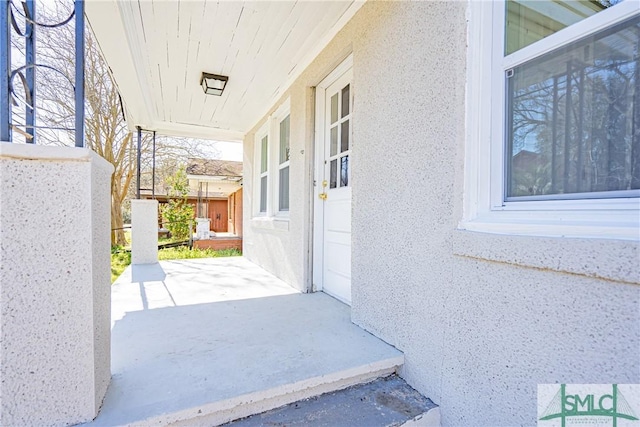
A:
161,167,194,240
162,200,194,240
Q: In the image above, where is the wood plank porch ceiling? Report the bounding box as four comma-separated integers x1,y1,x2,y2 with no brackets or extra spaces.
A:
86,1,362,142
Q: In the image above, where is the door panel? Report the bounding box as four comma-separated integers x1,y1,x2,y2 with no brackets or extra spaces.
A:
325,199,351,234
209,200,228,232
318,67,353,304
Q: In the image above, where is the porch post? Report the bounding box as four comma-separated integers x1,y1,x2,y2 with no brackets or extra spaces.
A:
1,0,11,142
136,126,141,199
131,199,159,265
25,0,35,143
0,143,113,425
152,130,156,198
74,0,85,147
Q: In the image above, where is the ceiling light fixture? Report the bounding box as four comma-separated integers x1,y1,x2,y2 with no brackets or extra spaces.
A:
200,72,228,96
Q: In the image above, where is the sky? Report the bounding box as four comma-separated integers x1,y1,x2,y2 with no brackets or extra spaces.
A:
202,140,243,162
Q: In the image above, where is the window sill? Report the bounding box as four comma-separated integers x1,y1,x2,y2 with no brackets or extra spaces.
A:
452,229,639,285
460,204,639,241
250,216,289,231
274,211,290,219
460,218,639,242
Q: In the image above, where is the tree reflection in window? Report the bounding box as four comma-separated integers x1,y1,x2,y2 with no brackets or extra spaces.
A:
341,156,349,187
507,16,640,199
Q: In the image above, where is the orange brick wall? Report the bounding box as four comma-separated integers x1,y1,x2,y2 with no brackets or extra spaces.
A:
194,238,242,251
234,188,243,237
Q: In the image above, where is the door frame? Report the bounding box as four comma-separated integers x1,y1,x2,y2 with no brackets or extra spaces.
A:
312,54,353,293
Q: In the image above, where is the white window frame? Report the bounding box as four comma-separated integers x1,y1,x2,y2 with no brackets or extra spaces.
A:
254,123,270,217
461,0,640,241
272,101,291,217
252,99,291,219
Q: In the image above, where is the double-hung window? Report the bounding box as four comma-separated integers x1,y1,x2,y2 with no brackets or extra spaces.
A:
254,99,291,218
259,134,269,214
278,115,291,211
463,0,640,240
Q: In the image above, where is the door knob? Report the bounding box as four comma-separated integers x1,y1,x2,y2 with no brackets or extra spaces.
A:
319,192,327,200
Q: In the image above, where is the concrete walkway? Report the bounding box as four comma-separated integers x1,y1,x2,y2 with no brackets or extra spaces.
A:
89,257,403,426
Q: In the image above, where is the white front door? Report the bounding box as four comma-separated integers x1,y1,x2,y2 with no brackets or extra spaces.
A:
313,58,353,305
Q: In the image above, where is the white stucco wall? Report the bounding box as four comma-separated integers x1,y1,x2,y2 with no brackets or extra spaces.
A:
243,2,640,425
0,143,113,426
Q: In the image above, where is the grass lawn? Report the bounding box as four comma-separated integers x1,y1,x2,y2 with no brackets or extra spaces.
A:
111,250,132,283
110,246,242,283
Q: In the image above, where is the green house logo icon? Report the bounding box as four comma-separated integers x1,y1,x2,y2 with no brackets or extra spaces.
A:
539,384,639,427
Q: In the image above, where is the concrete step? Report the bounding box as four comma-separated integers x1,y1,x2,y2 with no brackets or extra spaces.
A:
166,358,404,427
221,375,440,427
87,345,402,427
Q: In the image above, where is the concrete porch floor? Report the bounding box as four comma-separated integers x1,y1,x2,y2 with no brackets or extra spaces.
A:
89,257,403,426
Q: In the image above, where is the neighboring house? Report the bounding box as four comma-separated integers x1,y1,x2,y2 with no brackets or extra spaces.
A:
142,159,243,236
186,158,243,236
86,1,639,426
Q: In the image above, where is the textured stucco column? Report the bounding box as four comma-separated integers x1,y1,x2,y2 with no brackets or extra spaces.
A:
131,199,158,264
0,142,113,426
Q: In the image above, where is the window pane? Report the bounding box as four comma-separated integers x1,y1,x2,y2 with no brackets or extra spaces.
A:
505,0,617,55
330,126,338,156
341,120,349,153
330,159,337,189
340,155,349,187
279,166,289,211
331,93,338,124
507,16,640,199
260,176,267,212
279,115,290,164
260,136,268,173
341,84,350,118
